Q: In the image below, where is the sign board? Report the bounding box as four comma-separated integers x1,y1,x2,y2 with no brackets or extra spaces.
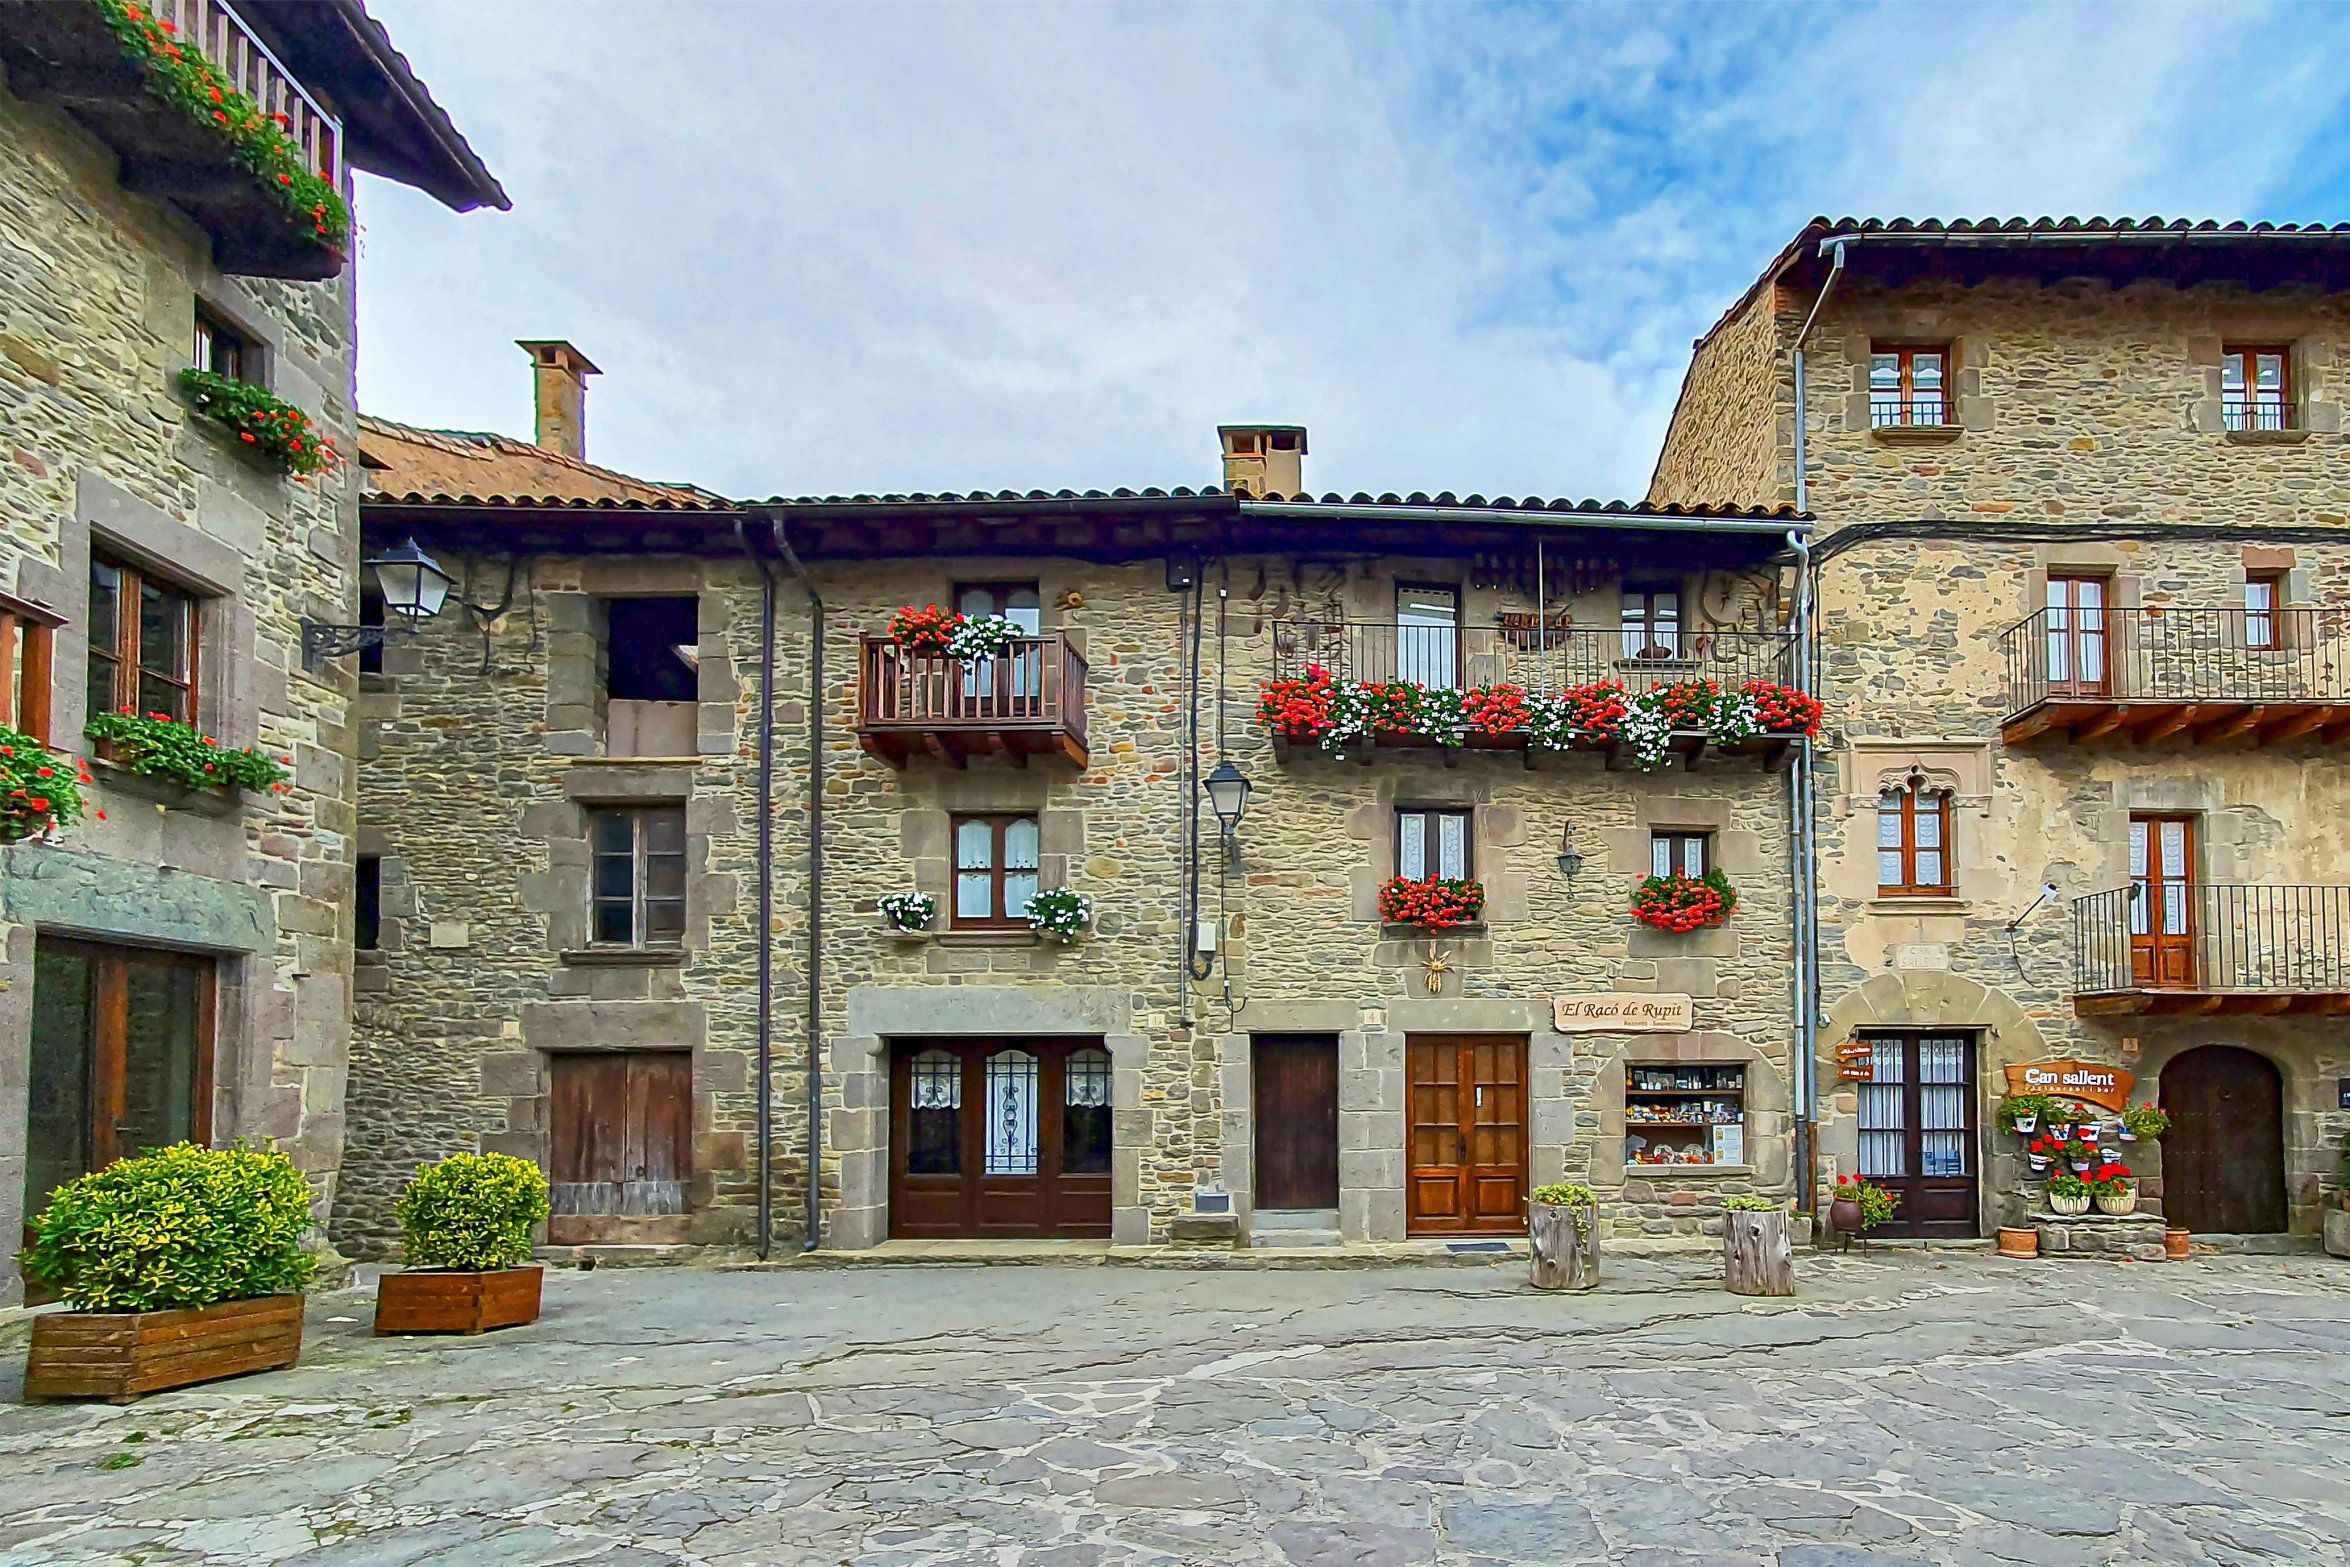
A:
2003,1059,2135,1113
1835,1040,1876,1082
1551,993,1693,1033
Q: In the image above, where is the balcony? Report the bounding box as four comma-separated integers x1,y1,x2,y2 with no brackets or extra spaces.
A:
1265,622,1806,770
0,0,345,278
856,634,1089,769
2000,607,2350,747
2073,885,2350,1017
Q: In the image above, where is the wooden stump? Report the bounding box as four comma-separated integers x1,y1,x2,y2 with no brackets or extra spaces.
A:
24,1295,303,1404
1722,1210,1795,1296
1527,1202,1598,1291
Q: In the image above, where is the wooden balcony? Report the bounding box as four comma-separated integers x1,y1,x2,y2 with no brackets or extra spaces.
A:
0,0,344,278
856,635,1089,769
2072,884,2350,1017
2000,607,2350,748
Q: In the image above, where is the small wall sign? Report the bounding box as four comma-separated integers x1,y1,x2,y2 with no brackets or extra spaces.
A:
1835,1040,1876,1082
2004,1058,2135,1112
1552,993,1694,1033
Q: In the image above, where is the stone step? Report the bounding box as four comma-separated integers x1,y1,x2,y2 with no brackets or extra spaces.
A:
1252,1208,1341,1231
1251,1229,1343,1249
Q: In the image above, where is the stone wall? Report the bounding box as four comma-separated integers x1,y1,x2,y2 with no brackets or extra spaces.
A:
0,83,362,1300
1647,282,1784,511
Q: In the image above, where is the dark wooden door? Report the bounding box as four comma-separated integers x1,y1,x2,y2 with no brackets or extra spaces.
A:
1854,1032,1978,1237
549,1051,692,1240
2161,1045,2285,1233
2130,816,2197,988
889,1041,1112,1238
1254,1036,1338,1210
1407,1036,1527,1235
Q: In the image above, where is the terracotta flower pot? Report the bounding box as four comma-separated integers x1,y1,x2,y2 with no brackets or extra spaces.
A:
2049,1191,2092,1216
2165,1228,2193,1260
1997,1226,2039,1258
1828,1196,1864,1234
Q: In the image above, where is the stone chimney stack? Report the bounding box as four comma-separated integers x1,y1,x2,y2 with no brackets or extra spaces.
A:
517,339,600,460
1219,424,1306,499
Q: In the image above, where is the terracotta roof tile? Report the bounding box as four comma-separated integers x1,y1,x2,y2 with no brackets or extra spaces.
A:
358,415,730,511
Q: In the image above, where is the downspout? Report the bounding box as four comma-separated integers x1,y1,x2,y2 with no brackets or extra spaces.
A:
765,518,826,1254
1789,238,1844,1221
732,518,780,1261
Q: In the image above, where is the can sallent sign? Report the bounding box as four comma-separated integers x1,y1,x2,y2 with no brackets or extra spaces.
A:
2003,1058,2135,1113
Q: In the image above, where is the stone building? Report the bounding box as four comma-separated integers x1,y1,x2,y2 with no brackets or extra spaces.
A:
341,348,1815,1256
1652,217,2350,1240
0,0,502,1302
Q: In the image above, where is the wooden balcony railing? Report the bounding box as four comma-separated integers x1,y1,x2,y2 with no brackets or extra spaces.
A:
856,635,1089,769
2073,884,2350,1016
2000,606,2350,746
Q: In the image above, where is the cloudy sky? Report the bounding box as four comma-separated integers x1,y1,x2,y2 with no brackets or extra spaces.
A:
355,1,2350,504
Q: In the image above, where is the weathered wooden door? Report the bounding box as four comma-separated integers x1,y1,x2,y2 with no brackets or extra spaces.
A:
889,1041,1112,1238
1406,1036,1527,1235
2130,816,2197,988
2046,574,2108,696
549,1051,692,1241
1854,1032,1978,1238
1253,1036,1338,1210
2161,1045,2285,1233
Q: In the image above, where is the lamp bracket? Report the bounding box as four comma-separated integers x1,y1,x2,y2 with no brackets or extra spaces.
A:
300,617,419,674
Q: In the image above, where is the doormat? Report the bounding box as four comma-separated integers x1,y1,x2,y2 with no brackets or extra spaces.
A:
1446,1241,1512,1253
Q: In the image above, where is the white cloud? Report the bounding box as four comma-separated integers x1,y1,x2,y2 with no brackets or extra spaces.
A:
355,1,2350,506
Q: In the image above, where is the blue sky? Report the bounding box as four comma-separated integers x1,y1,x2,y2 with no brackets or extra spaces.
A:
356,1,2350,504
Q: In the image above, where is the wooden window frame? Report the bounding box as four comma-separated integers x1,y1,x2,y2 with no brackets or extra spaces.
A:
0,590,60,744
2045,572,2110,697
951,813,1041,928
589,805,687,949
1877,785,1953,898
88,551,201,728
1649,830,1710,879
1396,807,1474,883
2221,344,2294,432
42,938,217,1169
952,581,1043,628
193,305,254,383
1620,584,1682,661
1868,343,1951,427
2244,571,2286,651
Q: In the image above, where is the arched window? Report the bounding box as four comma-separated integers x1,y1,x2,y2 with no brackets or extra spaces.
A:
1877,782,1952,897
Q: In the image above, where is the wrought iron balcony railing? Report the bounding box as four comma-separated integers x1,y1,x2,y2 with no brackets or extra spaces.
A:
2000,605,2350,744
1869,397,1949,429
2073,884,2350,1014
2222,394,2296,433
1269,622,1797,695
856,634,1089,769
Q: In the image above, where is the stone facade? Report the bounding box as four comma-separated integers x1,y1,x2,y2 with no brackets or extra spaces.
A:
1652,230,2350,1238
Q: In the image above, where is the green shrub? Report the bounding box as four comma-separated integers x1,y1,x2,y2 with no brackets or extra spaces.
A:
1722,1195,1780,1212
1996,1093,2056,1133
2121,1102,2171,1139
25,1142,316,1312
85,709,289,794
1530,1182,1595,1208
395,1153,550,1271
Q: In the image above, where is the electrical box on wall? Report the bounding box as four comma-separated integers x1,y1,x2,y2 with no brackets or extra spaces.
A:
1195,918,1218,954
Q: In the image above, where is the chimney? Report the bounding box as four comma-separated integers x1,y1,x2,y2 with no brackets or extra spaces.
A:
517,339,600,460
1219,424,1306,499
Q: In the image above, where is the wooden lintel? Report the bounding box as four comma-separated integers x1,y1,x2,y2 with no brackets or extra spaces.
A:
2194,706,2265,746
2132,705,2205,746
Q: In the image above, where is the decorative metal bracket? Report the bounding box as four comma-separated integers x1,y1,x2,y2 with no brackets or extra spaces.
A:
301,618,409,674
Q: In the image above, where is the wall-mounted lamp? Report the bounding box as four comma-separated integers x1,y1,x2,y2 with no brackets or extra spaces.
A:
300,539,454,673
1203,760,1252,864
1555,822,1584,879
2006,881,2062,931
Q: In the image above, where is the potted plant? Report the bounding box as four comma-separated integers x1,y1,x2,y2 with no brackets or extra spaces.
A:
2063,1138,2097,1174
2046,1171,2093,1216
1377,875,1484,932
2089,1162,2138,1216
21,1142,315,1402
878,890,935,940
2024,1137,2054,1174
0,724,93,842
2078,1120,2102,1146
2119,1103,2169,1143
376,1152,551,1335
1720,1195,1793,1296
886,604,961,657
176,370,341,478
1027,887,1094,943
946,612,1023,662
1997,1093,2054,1137
1630,868,1739,933
1829,1173,1897,1238
1528,1182,1598,1290
2047,1113,2076,1142
84,709,290,812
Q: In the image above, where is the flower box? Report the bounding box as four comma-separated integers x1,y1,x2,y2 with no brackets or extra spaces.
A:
24,1294,302,1404
374,1266,543,1336
87,757,241,816
1376,876,1483,930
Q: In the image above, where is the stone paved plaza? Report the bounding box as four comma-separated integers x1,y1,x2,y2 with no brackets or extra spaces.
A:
2,1249,2347,1566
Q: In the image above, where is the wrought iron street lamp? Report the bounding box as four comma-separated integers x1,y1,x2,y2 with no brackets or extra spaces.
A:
301,539,455,672
1203,759,1252,863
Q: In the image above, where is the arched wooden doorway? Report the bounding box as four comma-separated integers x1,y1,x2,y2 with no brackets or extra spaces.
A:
2160,1045,2285,1233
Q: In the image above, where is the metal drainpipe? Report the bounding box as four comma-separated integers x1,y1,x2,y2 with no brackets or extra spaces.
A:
763,518,826,1254
732,519,780,1261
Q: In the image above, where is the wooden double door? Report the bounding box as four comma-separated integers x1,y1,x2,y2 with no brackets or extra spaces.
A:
1407,1036,1527,1234
2161,1045,2286,1233
548,1051,693,1243
1853,1032,1978,1237
889,1040,1112,1238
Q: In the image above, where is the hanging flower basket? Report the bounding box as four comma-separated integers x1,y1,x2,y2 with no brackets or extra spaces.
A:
2121,1103,2170,1141
0,726,92,842
1630,869,1739,932
877,891,935,936
1259,665,1338,742
1026,887,1093,942
946,613,1022,662
887,605,962,658
175,371,339,479
1377,876,1484,931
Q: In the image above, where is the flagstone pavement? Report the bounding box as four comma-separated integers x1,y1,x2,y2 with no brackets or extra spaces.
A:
2,1247,2346,1565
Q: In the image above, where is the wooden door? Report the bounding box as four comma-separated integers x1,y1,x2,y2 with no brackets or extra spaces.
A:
889,1041,1112,1238
1253,1036,1338,1210
549,1052,692,1240
2160,1045,2285,1233
1407,1036,1527,1235
1853,1032,1978,1237
2046,575,2108,696
2130,816,2197,988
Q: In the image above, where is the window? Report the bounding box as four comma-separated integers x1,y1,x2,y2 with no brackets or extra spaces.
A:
1267,430,1300,452
1625,1061,1744,1167
2044,574,2108,696
2222,345,2292,432
1397,807,1472,882
1621,585,1681,660
0,598,57,744
1063,1046,1112,1174
2245,572,2284,651
1650,831,1709,879
1395,584,1458,687
954,582,1043,634
355,856,381,951
604,597,700,703
590,807,687,946
1877,784,1952,897
88,553,198,725
1869,345,1948,427
192,307,252,382
953,815,1040,926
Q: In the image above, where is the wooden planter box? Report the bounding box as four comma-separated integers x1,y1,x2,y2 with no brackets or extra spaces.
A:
374,1266,543,1335
23,1294,302,1404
